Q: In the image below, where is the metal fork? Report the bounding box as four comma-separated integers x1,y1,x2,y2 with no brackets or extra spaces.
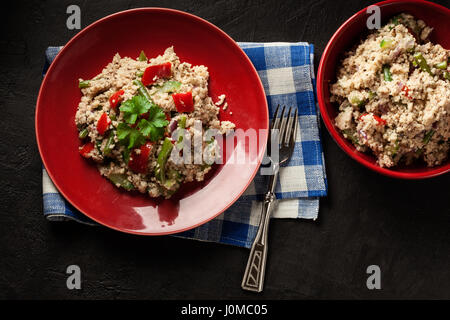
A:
241,105,298,292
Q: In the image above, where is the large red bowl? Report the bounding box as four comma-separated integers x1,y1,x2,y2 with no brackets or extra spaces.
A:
35,8,268,235
317,0,450,179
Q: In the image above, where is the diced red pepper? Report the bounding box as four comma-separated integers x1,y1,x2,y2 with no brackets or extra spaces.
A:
109,89,124,110
359,113,386,126
401,85,413,100
97,112,111,135
172,92,194,113
165,112,171,121
373,115,387,125
128,142,154,174
79,142,94,158
141,62,172,86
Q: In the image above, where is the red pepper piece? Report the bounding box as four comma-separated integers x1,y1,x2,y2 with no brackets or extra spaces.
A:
165,112,171,121
172,92,194,113
373,115,387,125
79,142,94,158
141,112,149,120
128,142,154,174
97,112,111,135
359,113,386,126
401,85,413,100
109,89,125,110
141,62,172,86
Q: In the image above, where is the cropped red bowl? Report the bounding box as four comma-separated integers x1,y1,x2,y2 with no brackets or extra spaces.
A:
35,8,268,235
317,0,450,179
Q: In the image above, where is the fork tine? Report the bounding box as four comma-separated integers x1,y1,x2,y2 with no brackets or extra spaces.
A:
283,107,294,146
274,105,285,132
290,108,298,145
270,105,280,130
267,105,280,156
278,106,288,143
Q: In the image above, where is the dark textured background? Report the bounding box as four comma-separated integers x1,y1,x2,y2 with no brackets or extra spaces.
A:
1,0,449,299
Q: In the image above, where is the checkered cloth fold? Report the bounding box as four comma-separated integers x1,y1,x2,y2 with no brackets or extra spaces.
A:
42,42,327,248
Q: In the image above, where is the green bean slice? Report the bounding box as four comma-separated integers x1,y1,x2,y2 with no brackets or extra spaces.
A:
78,128,89,139
138,50,147,61
78,80,90,88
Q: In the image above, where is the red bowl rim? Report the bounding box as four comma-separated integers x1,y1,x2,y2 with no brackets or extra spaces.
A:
35,7,269,235
317,0,450,179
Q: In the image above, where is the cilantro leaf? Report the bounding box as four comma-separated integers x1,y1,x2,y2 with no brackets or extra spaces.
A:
123,113,138,124
117,123,132,140
119,95,154,124
138,119,166,141
128,129,146,149
148,105,169,127
117,94,169,147
138,106,169,141
116,123,145,149
137,119,153,137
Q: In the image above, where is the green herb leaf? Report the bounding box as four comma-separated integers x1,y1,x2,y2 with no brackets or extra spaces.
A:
136,104,169,142
116,123,146,149
148,106,169,127
117,94,168,146
128,129,145,149
138,110,168,142
138,119,164,141
119,95,153,124
122,149,131,164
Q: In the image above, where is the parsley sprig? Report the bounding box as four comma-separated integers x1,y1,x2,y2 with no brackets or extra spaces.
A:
120,95,153,124
117,95,169,149
117,123,146,149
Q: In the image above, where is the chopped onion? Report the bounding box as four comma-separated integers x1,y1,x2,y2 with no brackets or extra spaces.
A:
168,120,178,133
359,130,368,140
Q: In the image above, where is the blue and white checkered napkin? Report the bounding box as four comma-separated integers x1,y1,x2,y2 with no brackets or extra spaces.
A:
42,42,327,248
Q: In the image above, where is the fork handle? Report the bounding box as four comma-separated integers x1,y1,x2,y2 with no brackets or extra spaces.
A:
241,190,276,292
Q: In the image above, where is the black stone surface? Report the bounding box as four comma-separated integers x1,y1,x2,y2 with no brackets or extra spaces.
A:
1,0,449,299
